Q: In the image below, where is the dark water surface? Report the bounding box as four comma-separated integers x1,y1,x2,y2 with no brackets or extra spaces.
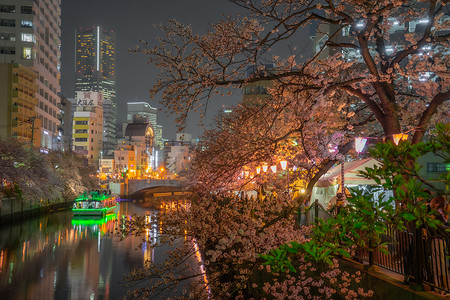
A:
0,202,174,300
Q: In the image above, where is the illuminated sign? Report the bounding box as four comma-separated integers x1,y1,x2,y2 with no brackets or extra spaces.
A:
76,91,103,107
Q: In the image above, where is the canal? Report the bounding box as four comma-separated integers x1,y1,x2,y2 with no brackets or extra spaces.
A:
0,202,189,300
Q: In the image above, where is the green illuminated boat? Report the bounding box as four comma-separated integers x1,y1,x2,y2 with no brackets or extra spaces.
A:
72,191,117,217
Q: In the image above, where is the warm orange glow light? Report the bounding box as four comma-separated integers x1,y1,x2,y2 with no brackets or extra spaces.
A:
270,165,277,173
280,160,287,170
393,133,408,145
256,166,261,174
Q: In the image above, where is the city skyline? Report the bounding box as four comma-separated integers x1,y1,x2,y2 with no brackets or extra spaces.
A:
60,0,242,140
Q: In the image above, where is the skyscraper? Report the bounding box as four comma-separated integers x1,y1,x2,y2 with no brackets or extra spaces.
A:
0,0,62,150
75,25,116,155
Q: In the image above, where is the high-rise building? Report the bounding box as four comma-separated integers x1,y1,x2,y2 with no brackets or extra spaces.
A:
75,26,116,155
57,94,72,151
310,15,450,64
0,0,62,150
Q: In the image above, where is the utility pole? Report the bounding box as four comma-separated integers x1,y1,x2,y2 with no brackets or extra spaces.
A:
29,116,37,147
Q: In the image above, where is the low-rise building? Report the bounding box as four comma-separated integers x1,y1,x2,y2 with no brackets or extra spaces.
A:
165,133,195,176
114,115,157,179
72,91,103,165
99,158,115,181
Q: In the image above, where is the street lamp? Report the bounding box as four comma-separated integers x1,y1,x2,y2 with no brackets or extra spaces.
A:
256,166,261,174
262,164,268,172
270,165,277,173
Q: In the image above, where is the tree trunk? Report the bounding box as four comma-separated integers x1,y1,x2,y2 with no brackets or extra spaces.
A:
382,114,402,141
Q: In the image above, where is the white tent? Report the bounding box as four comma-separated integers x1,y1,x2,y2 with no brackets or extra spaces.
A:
311,158,381,207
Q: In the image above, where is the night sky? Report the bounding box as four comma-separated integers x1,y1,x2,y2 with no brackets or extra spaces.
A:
60,0,243,139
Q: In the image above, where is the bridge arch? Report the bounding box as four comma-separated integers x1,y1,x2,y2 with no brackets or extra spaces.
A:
113,179,186,199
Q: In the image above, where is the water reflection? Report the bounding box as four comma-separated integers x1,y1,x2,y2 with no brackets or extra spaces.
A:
0,202,163,300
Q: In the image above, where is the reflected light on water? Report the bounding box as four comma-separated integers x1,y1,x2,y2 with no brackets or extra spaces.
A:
0,250,4,272
193,238,210,295
0,202,193,299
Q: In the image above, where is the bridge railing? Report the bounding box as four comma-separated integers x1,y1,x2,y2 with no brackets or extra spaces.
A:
127,179,182,185
125,179,185,196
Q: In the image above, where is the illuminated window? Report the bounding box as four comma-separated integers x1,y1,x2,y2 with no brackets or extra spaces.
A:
22,47,32,59
21,20,33,28
342,26,350,36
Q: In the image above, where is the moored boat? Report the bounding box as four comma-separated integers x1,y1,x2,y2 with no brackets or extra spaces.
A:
72,191,117,217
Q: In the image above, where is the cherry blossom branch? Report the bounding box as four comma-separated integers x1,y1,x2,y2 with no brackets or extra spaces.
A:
413,90,450,144
389,0,440,68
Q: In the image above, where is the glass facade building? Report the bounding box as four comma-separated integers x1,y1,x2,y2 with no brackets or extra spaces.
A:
75,26,117,155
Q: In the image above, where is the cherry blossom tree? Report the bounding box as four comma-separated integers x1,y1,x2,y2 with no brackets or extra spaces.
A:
119,192,373,299
0,138,57,202
134,0,449,144
132,0,449,204
0,138,97,204
46,150,98,201
190,96,355,203
125,0,449,297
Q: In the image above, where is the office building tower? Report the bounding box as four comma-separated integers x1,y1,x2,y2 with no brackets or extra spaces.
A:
57,94,72,151
75,25,116,155
0,0,62,150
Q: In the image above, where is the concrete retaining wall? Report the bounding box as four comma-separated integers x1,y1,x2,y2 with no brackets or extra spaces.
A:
0,197,72,225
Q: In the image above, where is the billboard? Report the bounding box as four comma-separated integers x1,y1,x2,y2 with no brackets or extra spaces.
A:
76,91,103,107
